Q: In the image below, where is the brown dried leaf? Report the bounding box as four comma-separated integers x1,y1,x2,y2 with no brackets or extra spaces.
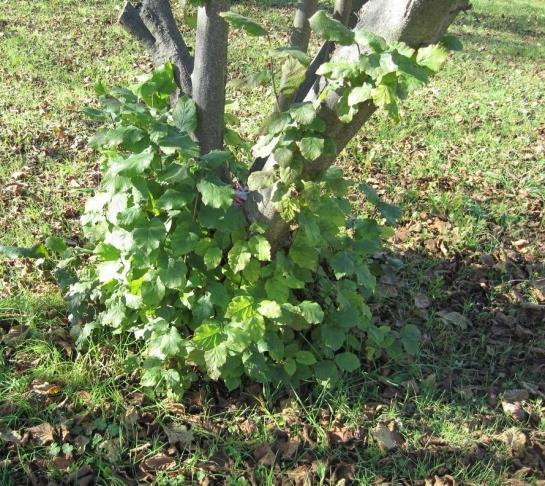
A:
502,428,527,458
30,381,62,397
327,425,353,445
66,465,94,486
502,389,529,402
2,325,29,346
414,293,431,309
276,437,300,460
253,443,276,466
438,311,471,330
163,424,193,447
372,423,403,452
501,401,528,422
27,423,55,445
142,452,176,471
0,429,22,444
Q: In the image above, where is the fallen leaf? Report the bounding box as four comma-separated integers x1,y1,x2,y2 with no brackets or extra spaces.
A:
502,428,527,458
285,465,312,485
414,293,431,309
332,461,356,481
142,452,176,471
51,456,72,471
2,325,29,346
27,423,55,445
372,423,403,452
275,437,300,460
327,425,353,445
66,464,94,486
0,429,22,444
253,443,276,466
163,423,193,447
501,401,528,422
502,389,529,402
30,381,62,397
239,418,258,438
438,311,471,329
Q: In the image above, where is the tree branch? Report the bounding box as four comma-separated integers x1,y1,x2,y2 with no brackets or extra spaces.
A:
292,0,361,104
246,0,471,250
118,2,156,51
192,0,230,175
118,0,194,96
277,0,318,112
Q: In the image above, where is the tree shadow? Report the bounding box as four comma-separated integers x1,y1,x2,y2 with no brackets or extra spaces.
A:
1,244,544,484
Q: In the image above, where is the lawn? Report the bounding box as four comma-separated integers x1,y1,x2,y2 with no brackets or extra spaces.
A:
1,0,544,484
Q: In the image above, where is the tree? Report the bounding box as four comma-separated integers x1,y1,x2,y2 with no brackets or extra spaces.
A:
119,0,470,250
1,0,470,396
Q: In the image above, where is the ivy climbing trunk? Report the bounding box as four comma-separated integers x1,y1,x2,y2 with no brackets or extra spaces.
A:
244,0,470,250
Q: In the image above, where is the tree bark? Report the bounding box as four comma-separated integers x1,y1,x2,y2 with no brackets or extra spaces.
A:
192,0,230,164
118,0,194,96
245,0,471,250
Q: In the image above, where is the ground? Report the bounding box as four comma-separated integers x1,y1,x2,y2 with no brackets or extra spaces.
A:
0,0,544,484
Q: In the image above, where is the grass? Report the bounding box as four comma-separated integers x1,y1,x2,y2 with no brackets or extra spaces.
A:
1,0,545,483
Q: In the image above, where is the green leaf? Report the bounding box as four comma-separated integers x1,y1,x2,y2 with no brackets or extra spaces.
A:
314,360,339,384
258,300,281,319
289,238,318,271
297,137,324,161
220,11,267,36
247,170,275,191
205,344,228,380
0,243,49,259
269,47,311,66
108,147,154,177
354,29,387,52
244,315,266,341
157,188,195,210
372,84,393,109
348,84,373,107
197,179,234,209
226,295,255,321
193,321,223,349
201,150,232,169
267,112,292,134
134,62,177,108
132,218,165,253
160,258,187,290
296,350,316,366
274,147,293,167
94,242,120,261
322,325,345,351
204,246,223,270
334,352,360,372
248,235,271,261
150,325,183,359
399,324,421,355
141,275,166,307
279,58,306,95
289,102,316,125
330,251,354,279
416,44,449,72
309,10,355,46
265,277,290,302
284,358,296,377
172,95,197,133
228,241,252,273
441,35,463,51
298,301,324,324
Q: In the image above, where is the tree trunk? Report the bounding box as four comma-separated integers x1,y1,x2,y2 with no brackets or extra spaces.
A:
245,0,471,250
192,0,230,164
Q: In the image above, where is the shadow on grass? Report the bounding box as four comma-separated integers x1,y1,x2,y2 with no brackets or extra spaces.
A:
1,246,544,484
